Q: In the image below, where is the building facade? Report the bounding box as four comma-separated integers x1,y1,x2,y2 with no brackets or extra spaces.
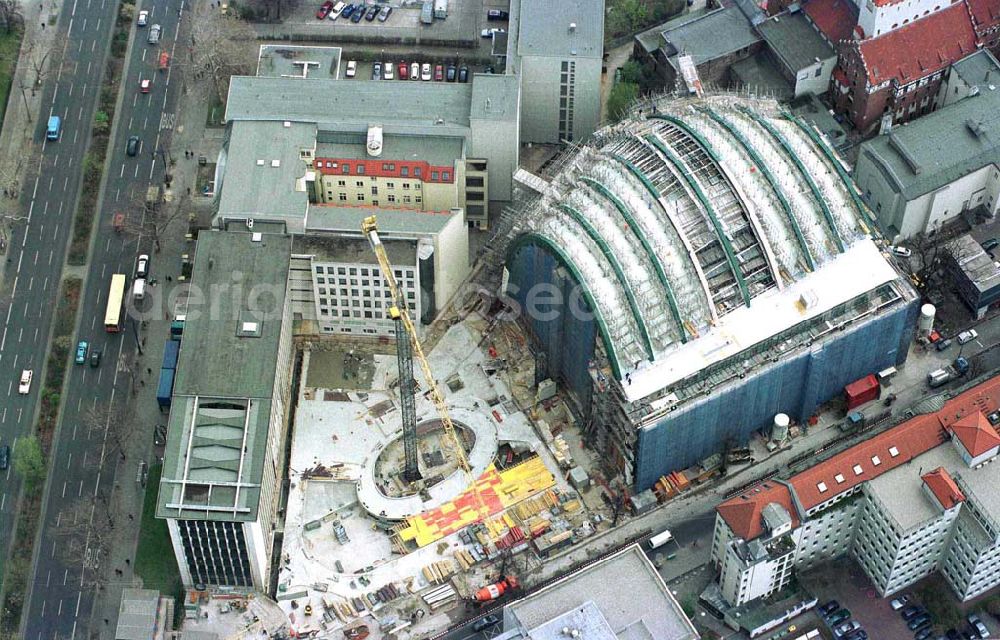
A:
712,376,1000,609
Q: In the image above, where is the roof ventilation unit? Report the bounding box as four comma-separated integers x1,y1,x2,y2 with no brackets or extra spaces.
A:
366,125,383,157
568,22,576,31
271,159,281,167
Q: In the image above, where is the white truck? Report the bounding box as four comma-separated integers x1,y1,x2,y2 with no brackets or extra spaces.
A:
648,529,674,550
433,0,447,19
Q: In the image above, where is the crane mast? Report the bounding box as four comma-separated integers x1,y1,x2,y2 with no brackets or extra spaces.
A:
361,215,490,523
392,305,421,482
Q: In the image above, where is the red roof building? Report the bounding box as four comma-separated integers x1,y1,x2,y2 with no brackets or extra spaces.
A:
803,0,859,43
921,467,966,510
950,412,1000,458
718,374,1000,540
967,0,1000,53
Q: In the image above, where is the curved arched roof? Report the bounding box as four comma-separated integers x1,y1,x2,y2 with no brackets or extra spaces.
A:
508,96,876,380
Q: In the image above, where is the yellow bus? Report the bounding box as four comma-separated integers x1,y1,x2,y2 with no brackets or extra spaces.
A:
104,274,127,332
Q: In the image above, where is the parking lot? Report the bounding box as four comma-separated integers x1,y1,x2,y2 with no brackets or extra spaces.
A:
338,56,495,81
801,559,998,640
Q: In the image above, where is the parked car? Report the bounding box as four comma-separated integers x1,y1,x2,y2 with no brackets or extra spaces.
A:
340,3,356,18
383,62,394,80
364,4,379,20
18,369,32,394
126,135,140,156
90,349,101,368
968,614,989,639
486,8,509,19
350,5,364,21
982,238,999,252
147,23,161,44
328,0,345,19
828,609,852,626
446,64,456,81
908,615,932,630
890,245,912,257
936,338,953,351
377,4,391,20
137,9,148,25
958,329,979,344
458,65,469,82
398,61,408,79
316,0,334,19
421,62,431,81
833,620,861,636
481,27,505,37
891,594,912,610
411,62,420,80
818,601,841,616
0,444,9,470
434,64,443,81
843,631,868,640
473,614,500,632
372,61,382,80
902,605,925,621
140,78,151,93
915,627,935,640
136,254,149,278
75,340,89,364
345,60,357,78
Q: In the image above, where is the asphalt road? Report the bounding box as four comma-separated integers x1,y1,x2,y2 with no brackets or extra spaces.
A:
5,0,187,637
0,0,125,566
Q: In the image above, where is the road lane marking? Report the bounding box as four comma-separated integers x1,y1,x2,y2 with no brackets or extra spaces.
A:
61,482,67,498
67,453,72,469
120,163,125,178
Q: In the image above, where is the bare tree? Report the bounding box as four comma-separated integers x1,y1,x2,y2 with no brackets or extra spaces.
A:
50,496,118,589
82,402,133,461
0,0,22,33
190,5,258,105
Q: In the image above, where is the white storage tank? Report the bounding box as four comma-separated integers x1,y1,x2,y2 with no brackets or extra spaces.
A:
918,303,936,336
772,413,790,442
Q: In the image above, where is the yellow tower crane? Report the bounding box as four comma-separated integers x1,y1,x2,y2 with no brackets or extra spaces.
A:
361,215,493,526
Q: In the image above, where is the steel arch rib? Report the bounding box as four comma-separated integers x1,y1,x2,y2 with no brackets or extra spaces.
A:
607,153,694,342
698,107,816,272
506,233,625,380
783,111,875,230
642,133,752,308
738,106,845,253
557,203,656,359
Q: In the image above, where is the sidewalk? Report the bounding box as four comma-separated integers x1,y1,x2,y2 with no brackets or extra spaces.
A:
0,0,62,284
88,49,228,640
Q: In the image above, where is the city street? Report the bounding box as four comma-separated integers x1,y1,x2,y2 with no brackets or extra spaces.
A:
5,0,189,638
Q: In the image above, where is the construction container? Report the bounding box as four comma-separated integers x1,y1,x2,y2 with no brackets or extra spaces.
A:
844,374,880,410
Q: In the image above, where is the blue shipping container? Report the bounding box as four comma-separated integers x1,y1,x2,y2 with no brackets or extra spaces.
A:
162,339,180,370
156,367,175,408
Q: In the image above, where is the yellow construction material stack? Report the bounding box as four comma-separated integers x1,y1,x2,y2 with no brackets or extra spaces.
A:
454,548,477,570
421,560,456,585
550,436,571,468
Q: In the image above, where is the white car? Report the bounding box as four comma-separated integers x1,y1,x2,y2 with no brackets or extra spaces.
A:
345,60,357,78
18,369,32,395
410,62,419,81
890,245,912,258
481,27,505,38
958,329,979,345
889,594,911,610
383,62,394,80
328,0,345,19
420,63,431,81
137,9,148,25
136,253,150,278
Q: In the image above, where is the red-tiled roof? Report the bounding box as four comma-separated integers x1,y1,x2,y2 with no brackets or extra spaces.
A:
950,412,1000,457
803,0,858,42
858,4,978,86
717,483,799,541
922,467,965,509
720,376,1000,540
967,0,1000,29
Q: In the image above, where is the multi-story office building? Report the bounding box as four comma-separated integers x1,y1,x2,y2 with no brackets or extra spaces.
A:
156,231,294,590
712,374,1000,610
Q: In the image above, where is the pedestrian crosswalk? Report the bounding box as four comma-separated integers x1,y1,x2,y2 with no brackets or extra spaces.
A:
159,112,176,130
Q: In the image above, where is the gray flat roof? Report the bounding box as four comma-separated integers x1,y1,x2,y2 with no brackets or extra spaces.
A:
952,49,1000,91
226,76,475,129
256,44,342,79
867,443,956,531
115,589,159,640
857,55,1000,200
516,0,603,60
507,545,698,640
305,205,458,236
217,120,313,223
157,232,291,522
756,10,835,72
731,53,794,99
315,132,465,166
293,234,417,266
949,234,1000,294
470,73,519,123
661,7,761,65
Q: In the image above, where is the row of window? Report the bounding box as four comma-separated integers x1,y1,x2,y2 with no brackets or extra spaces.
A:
327,192,422,205
315,265,408,279
328,179,416,190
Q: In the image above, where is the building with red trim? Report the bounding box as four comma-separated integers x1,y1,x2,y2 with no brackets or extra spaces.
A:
711,374,1000,611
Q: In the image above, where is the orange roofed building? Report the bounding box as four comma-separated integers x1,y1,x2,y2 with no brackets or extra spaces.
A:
711,374,1000,608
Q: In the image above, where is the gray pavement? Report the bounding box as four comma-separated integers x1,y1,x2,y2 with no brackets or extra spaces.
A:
14,0,193,637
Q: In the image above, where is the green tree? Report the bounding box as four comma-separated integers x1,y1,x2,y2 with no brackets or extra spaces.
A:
93,110,110,135
607,81,639,123
14,436,46,492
